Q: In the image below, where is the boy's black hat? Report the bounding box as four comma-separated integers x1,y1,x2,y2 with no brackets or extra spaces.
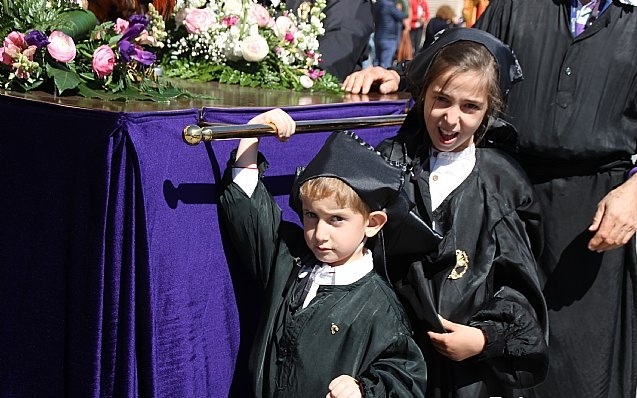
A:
290,131,406,214
289,131,441,257
406,27,523,99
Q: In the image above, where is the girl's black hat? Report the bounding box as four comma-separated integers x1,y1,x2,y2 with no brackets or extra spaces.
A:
406,27,523,99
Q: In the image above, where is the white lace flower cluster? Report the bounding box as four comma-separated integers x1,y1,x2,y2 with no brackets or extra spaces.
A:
166,0,327,85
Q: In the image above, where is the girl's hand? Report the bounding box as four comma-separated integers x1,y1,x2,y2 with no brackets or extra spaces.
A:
326,375,362,398
427,316,486,361
247,108,296,142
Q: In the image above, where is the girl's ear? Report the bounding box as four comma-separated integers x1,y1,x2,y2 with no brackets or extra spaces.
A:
365,211,388,238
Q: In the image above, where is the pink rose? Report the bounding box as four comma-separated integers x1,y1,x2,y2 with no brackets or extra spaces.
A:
249,4,271,27
114,18,130,34
184,8,215,34
241,34,269,62
47,31,76,63
5,31,26,48
92,45,115,78
0,46,11,65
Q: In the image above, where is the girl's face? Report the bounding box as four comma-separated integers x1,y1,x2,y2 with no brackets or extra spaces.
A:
301,194,369,266
423,69,489,152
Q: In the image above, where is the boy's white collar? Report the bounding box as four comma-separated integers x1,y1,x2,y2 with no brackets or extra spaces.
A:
315,249,373,286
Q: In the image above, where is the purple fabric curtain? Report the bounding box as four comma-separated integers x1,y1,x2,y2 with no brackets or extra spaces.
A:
0,94,407,398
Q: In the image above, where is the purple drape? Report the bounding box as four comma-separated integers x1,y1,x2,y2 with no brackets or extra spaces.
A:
0,95,407,398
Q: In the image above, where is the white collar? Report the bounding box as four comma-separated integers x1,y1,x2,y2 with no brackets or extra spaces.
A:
430,144,476,164
314,249,373,286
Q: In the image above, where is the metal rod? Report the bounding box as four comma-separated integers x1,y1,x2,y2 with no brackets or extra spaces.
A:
183,114,407,145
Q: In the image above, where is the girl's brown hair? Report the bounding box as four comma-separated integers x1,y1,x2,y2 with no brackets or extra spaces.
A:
299,177,371,217
418,41,503,144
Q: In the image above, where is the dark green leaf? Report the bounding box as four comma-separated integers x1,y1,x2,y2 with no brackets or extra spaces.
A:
46,63,81,94
54,9,98,40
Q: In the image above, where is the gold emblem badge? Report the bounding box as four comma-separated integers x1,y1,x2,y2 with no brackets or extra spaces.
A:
448,250,469,279
330,323,339,334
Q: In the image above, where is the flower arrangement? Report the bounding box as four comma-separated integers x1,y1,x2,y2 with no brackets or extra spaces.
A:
0,0,188,101
163,0,341,91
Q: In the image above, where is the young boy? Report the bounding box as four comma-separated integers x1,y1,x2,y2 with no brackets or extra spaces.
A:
218,115,428,398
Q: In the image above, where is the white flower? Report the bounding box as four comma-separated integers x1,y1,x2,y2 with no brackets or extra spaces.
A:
299,75,313,89
242,34,269,62
165,0,331,90
189,0,208,8
274,16,297,39
223,0,244,15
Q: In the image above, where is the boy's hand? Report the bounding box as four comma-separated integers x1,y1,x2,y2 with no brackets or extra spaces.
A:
326,375,362,398
427,316,486,361
247,108,296,142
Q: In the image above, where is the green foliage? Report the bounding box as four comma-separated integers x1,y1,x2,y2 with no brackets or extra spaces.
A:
46,61,81,94
0,0,79,38
164,58,341,93
0,1,200,101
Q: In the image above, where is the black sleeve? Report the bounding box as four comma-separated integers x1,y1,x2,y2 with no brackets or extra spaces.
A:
468,213,549,389
473,0,513,40
358,333,428,398
318,0,374,80
217,150,283,290
469,287,548,389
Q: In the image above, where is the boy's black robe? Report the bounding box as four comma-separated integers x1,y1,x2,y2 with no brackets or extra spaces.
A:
377,127,549,398
218,156,427,398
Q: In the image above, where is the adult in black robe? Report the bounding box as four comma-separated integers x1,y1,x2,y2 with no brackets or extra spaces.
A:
269,0,373,81
474,1,637,397
342,1,637,396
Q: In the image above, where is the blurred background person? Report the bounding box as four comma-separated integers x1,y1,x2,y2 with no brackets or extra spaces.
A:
423,5,460,46
395,0,413,62
372,0,406,67
408,0,430,54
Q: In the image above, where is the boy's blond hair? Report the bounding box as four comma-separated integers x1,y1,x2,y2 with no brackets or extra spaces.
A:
299,177,371,217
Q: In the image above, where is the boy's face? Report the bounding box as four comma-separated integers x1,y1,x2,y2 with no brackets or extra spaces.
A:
423,69,488,152
301,194,370,266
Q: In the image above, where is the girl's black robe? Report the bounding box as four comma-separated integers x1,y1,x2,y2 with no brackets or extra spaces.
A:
377,124,549,398
217,156,428,398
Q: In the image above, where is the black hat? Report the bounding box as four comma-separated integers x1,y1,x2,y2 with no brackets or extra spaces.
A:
290,131,441,258
406,27,523,99
290,131,407,215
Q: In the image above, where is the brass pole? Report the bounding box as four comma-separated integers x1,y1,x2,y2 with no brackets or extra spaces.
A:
183,114,407,145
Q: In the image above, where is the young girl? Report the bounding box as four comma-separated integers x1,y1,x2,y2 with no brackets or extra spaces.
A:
218,120,428,397
377,27,549,397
